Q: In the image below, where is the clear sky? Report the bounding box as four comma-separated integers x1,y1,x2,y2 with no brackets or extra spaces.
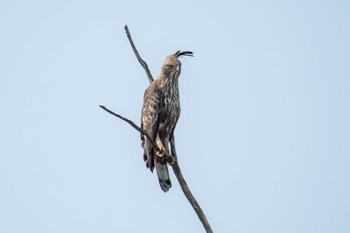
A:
1,0,349,232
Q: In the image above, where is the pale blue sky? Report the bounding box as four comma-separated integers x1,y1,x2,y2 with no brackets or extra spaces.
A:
1,0,349,232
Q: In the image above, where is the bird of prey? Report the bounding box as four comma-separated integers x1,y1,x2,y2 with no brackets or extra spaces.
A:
141,50,193,192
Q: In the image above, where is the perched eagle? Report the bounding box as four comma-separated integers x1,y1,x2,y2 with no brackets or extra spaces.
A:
141,51,193,192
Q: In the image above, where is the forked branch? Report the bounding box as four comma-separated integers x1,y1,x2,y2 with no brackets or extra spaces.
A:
100,25,213,233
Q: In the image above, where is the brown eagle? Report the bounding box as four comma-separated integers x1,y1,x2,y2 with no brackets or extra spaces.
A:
141,50,193,192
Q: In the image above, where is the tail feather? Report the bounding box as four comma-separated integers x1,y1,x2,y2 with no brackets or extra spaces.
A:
155,161,171,192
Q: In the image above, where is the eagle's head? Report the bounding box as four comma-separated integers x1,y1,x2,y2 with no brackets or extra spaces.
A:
161,51,193,78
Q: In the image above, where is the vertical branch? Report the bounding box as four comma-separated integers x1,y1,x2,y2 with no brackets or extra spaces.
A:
124,25,154,84
169,135,178,162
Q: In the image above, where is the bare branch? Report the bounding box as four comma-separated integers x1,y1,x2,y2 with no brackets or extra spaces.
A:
124,25,154,84
99,105,152,145
169,135,178,162
100,25,213,232
170,137,213,233
100,105,212,232
99,105,174,164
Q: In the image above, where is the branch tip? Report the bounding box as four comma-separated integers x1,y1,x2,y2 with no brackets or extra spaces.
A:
123,24,154,84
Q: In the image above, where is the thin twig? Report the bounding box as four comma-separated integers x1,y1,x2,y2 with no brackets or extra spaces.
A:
124,25,154,84
99,105,174,164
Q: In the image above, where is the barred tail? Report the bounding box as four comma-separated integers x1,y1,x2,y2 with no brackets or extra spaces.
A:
155,161,172,192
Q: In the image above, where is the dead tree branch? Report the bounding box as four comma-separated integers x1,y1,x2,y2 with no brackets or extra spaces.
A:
100,25,213,233
170,136,213,232
124,25,154,84
99,105,174,164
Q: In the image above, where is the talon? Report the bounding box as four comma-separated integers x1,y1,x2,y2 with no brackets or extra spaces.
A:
167,156,175,165
156,149,163,157
156,140,164,152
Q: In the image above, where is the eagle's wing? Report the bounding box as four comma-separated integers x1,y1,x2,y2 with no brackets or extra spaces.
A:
141,81,161,171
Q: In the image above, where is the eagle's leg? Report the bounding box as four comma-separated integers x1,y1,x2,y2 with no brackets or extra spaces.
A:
155,138,166,162
155,138,174,164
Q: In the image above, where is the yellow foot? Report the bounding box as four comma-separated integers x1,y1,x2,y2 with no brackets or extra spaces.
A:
156,140,168,163
156,140,165,156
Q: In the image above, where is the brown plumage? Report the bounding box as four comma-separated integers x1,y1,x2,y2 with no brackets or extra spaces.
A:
141,50,193,192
